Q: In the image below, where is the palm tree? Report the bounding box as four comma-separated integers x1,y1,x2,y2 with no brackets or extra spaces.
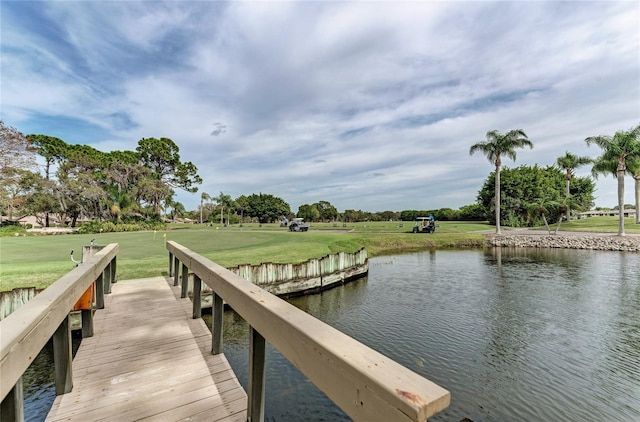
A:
627,157,640,224
469,129,533,234
200,192,210,224
527,197,558,234
553,196,580,234
586,124,640,236
556,151,592,221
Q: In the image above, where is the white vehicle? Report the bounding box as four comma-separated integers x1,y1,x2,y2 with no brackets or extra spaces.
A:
412,216,436,233
288,218,309,232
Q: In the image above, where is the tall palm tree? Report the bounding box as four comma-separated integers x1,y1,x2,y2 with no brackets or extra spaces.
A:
200,192,211,224
626,157,640,224
586,124,640,236
556,151,592,221
470,129,533,234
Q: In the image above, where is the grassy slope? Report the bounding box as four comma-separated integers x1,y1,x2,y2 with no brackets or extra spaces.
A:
1,217,636,290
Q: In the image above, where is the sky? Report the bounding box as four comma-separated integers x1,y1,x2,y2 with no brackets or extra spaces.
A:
1,1,639,213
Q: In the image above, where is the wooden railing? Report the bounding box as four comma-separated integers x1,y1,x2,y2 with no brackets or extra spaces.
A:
0,243,118,421
167,241,450,422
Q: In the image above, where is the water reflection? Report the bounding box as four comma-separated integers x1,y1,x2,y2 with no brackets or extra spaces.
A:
24,249,640,422
215,248,640,422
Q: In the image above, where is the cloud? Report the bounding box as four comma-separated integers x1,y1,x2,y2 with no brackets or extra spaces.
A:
1,1,638,212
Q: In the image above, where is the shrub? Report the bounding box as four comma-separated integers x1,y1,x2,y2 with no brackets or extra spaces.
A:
76,220,167,234
0,225,27,237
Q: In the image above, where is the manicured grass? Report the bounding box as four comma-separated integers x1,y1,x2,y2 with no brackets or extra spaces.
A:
2,217,635,291
546,216,640,233
0,226,486,290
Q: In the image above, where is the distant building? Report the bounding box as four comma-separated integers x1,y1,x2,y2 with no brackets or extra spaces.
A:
577,209,637,219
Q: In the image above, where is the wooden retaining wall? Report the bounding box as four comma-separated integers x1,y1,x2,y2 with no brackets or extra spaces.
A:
1,249,368,317
0,287,41,320
186,248,368,298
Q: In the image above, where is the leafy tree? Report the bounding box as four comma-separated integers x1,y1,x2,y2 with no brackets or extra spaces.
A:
26,134,70,226
458,204,486,221
21,173,59,226
314,200,338,221
400,210,420,221
1,122,36,220
0,120,35,173
377,210,399,221
477,165,594,227
28,134,68,180
343,209,365,222
586,124,640,236
470,129,533,234
556,151,592,220
136,137,202,215
244,193,291,223
0,168,36,219
298,204,320,221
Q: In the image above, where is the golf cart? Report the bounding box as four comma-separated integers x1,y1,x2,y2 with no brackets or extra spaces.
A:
288,218,309,232
412,216,436,233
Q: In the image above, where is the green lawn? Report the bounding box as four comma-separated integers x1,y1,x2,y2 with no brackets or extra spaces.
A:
542,216,640,233
1,217,636,291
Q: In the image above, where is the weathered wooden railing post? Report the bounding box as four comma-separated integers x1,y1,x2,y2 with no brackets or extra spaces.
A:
1,378,24,422
212,293,223,355
248,327,266,422
81,307,93,338
110,257,117,285
173,256,180,286
53,316,73,395
192,274,202,319
95,272,105,310
104,261,112,295
180,263,189,299
169,252,174,277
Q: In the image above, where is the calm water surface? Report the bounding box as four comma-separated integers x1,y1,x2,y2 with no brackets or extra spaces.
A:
24,248,640,421
218,248,640,421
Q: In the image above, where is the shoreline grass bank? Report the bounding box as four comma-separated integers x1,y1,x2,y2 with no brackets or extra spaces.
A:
2,217,638,291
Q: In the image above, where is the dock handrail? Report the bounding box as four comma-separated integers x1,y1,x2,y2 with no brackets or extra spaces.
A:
167,241,450,421
0,243,118,419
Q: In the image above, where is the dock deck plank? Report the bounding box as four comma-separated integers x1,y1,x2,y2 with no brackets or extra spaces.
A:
45,276,247,422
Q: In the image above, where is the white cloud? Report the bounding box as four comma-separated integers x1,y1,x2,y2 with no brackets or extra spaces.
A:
1,1,638,212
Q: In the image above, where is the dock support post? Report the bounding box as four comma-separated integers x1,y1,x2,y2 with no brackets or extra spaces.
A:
181,264,189,299
248,327,266,422
212,293,223,355
173,257,180,286
95,272,104,310
110,257,117,284
53,315,73,395
1,377,24,422
192,274,202,319
103,262,112,295
81,308,93,338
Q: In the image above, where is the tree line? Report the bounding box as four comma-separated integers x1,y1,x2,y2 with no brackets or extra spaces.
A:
0,124,201,228
1,120,639,234
470,124,640,236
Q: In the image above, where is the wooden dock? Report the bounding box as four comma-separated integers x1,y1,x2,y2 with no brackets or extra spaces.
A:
45,276,247,422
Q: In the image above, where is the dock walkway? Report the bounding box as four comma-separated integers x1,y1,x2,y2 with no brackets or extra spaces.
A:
45,276,247,422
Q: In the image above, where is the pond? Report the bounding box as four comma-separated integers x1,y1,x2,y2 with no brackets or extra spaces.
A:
22,247,640,421
215,248,640,421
